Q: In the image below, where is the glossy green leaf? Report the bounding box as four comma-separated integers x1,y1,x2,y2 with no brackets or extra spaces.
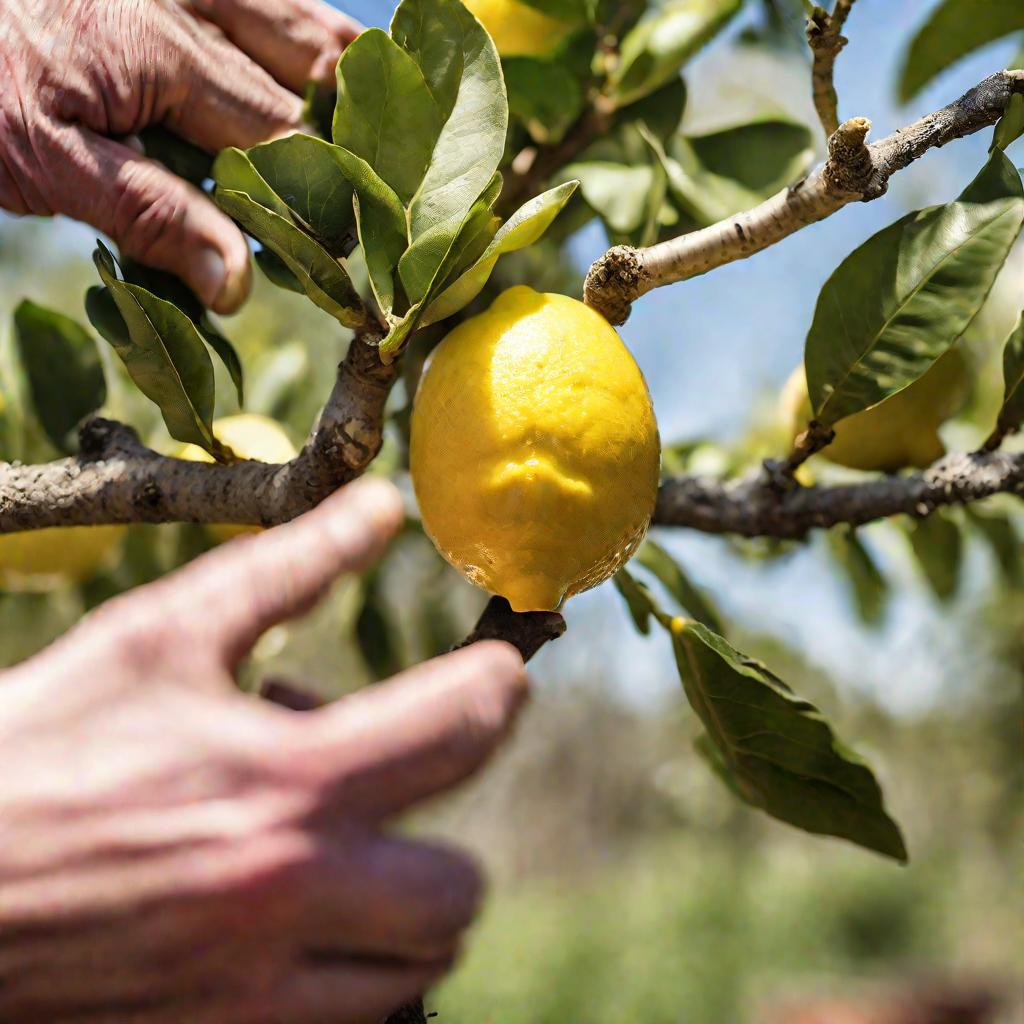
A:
611,0,742,106
215,189,371,331
905,512,963,602
398,0,508,305
826,528,890,626
666,618,907,861
898,0,1024,102
212,147,293,218
419,180,578,327
118,261,244,407
613,568,655,635
333,28,442,204
504,56,585,143
12,300,106,454
806,151,1024,426
993,94,1024,153
993,311,1024,437
89,244,216,452
635,539,723,634
563,161,658,234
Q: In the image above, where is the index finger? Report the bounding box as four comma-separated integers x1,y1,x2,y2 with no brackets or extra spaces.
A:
147,477,404,668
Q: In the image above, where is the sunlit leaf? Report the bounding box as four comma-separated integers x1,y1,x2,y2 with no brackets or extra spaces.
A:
993,310,1024,438
504,56,585,143
898,0,1024,102
333,28,442,205
419,180,578,328
613,567,656,634
611,0,742,106
88,244,216,452
666,618,908,861
12,300,106,454
805,151,1024,426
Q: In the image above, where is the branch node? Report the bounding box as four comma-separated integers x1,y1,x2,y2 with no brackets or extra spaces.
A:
824,116,874,195
584,245,643,325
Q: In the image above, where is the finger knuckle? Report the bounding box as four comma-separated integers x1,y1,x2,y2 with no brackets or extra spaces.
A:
113,162,190,260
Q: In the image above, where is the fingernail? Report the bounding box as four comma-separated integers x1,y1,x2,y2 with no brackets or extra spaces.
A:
193,248,227,309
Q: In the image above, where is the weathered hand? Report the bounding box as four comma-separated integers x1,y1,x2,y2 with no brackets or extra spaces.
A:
0,0,361,312
0,478,529,1023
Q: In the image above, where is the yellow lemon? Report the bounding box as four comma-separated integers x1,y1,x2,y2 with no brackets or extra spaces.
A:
463,0,576,57
0,524,125,591
411,286,661,612
178,414,297,541
781,349,972,472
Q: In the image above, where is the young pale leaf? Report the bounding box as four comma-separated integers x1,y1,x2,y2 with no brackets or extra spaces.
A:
806,151,1024,426
13,300,106,454
504,56,585,143
825,528,890,626
333,29,442,205
419,180,578,328
613,568,656,635
898,0,1024,102
215,189,371,331
397,0,508,305
118,261,244,407
635,540,723,634
993,311,1024,437
89,245,216,452
666,618,908,861
905,512,963,602
610,0,742,106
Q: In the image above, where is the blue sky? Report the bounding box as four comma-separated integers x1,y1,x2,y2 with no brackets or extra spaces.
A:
2,0,1020,711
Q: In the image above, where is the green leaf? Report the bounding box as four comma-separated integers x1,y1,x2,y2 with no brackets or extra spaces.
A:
993,311,1024,437
333,28,442,205
419,180,578,328
635,539,723,634
244,135,355,256
255,248,304,294
562,160,659,235
12,300,106,454
215,189,371,331
118,261,244,407
993,94,1024,153
610,0,742,106
88,244,216,452
805,151,1024,426
665,618,908,861
356,571,405,679
615,76,688,141
398,0,508,305
613,568,656,635
504,56,585,143
905,512,963,602
898,0,1024,102
139,127,213,186
825,528,890,626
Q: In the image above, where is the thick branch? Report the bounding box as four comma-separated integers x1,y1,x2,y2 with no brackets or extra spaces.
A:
585,70,1024,324
807,0,857,137
0,337,397,533
653,450,1024,539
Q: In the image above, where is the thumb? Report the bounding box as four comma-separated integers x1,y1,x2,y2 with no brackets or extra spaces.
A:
49,124,251,314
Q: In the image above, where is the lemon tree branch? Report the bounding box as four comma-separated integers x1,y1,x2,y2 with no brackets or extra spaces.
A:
807,0,858,138
654,450,1024,539
0,336,397,532
584,70,1024,324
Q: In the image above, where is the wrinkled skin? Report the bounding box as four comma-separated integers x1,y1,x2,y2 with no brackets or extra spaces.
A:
0,480,530,1023
0,0,360,311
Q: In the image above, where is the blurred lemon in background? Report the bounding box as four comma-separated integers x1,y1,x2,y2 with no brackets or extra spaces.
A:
463,0,577,56
781,349,972,472
411,286,660,612
0,525,125,591
177,414,298,542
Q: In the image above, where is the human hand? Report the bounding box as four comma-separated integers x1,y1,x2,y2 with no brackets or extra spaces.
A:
0,478,529,1023
0,0,361,313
